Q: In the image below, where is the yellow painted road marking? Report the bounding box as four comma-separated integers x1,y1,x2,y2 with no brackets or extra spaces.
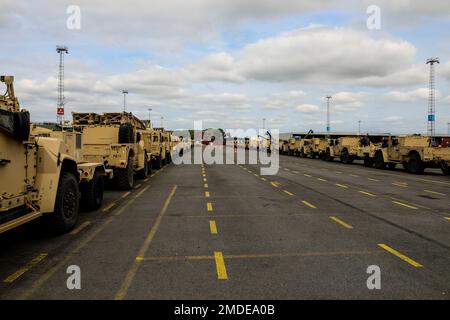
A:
284,168,290,171
303,174,312,177
317,178,327,182
143,178,149,182
336,183,348,189
205,191,210,198
330,216,353,229
335,171,342,174
283,190,294,196
115,185,178,300
214,252,228,280
207,202,214,211
261,177,267,181
368,178,380,182
350,174,359,177
4,253,48,283
204,183,209,188
70,221,91,235
122,192,131,199
424,189,446,196
102,202,116,213
358,190,376,197
392,182,408,188
134,186,149,199
253,173,259,177
271,181,281,188
392,201,418,210
203,178,207,182
209,220,218,234
134,184,142,189
293,171,299,174
302,200,317,209
202,174,206,177
444,217,450,221
378,244,423,268
151,174,155,177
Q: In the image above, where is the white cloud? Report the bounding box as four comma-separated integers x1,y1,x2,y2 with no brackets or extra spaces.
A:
385,88,441,102
295,104,320,113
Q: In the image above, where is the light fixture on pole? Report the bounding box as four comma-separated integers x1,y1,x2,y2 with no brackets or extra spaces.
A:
326,96,332,139
426,57,439,144
122,90,129,111
56,45,68,125
358,120,362,136
148,108,152,128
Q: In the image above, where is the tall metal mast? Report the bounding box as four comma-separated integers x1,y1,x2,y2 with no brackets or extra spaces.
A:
426,57,439,144
56,46,68,125
326,96,332,139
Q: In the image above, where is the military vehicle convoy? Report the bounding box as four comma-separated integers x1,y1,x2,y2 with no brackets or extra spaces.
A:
72,112,152,190
0,76,80,234
150,129,170,169
373,135,450,175
323,136,360,164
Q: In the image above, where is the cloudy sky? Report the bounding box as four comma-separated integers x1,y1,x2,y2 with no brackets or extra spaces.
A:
1,0,450,134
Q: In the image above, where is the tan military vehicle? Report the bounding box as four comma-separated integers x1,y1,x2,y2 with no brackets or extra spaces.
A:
325,136,361,164
150,129,169,169
302,138,328,159
279,139,289,155
288,138,307,157
72,112,151,190
31,126,110,210
373,135,450,174
0,76,80,234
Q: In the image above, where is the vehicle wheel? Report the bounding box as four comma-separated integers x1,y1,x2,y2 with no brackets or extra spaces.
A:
118,123,134,144
309,151,315,159
12,111,31,141
363,155,373,167
50,172,80,233
387,163,397,170
374,151,386,169
408,153,424,174
166,152,172,164
153,156,162,169
137,153,149,179
81,171,104,211
116,155,134,190
341,149,350,164
441,162,450,175
147,160,152,175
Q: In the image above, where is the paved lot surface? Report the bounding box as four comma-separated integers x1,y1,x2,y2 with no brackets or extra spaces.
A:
0,147,449,299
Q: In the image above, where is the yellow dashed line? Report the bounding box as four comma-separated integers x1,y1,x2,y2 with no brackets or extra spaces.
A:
378,244,423,268
70,221,91,235
207,202,214,212
203,178,207,182
134,184,142,189
350,174,359,177
122,192,131,199
205,191,210,198
261,177,267,181
253,173,259,177
424,189,446,196
3,253,48,283
102,202,116,213
271,181,281,188
317,178,327,182
209,220,218,234
302,200,317,209
368,178,380,182
214,252,228,280
330,216,353,229
392,201,418,210
392,182,408,188
303,174,312,177
358,190,376,197
283,190,294,196
204,183,209,188
293,171,299,174
336,183,349,189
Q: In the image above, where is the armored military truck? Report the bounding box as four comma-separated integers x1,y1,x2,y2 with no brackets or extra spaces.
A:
0,76,80,234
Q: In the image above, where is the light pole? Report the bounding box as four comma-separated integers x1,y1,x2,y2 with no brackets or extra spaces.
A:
358,120,362,136
326,96,332,139
148,108,152,128
447,122,450,135
161,116,164,128
122,90,128,111
262,118,266,130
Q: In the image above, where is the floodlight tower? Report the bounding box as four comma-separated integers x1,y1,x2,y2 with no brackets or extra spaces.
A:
326,96,332,138
56,45,68,125
122,90,129,111
426,57,439,144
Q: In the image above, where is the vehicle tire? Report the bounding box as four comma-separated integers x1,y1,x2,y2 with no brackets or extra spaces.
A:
50,171,80,233
153,156,162,169
387,162,397,170
309,151,315,159
12,111,30,141
116,155,134,190
363,155,373,167
147,160,152,175
81,171,104,211
441,162,450,175
408,153,424,174
137,153,149,179
118,123,134,144
341,149,350,164
374,151,386,169
166,152,171,164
